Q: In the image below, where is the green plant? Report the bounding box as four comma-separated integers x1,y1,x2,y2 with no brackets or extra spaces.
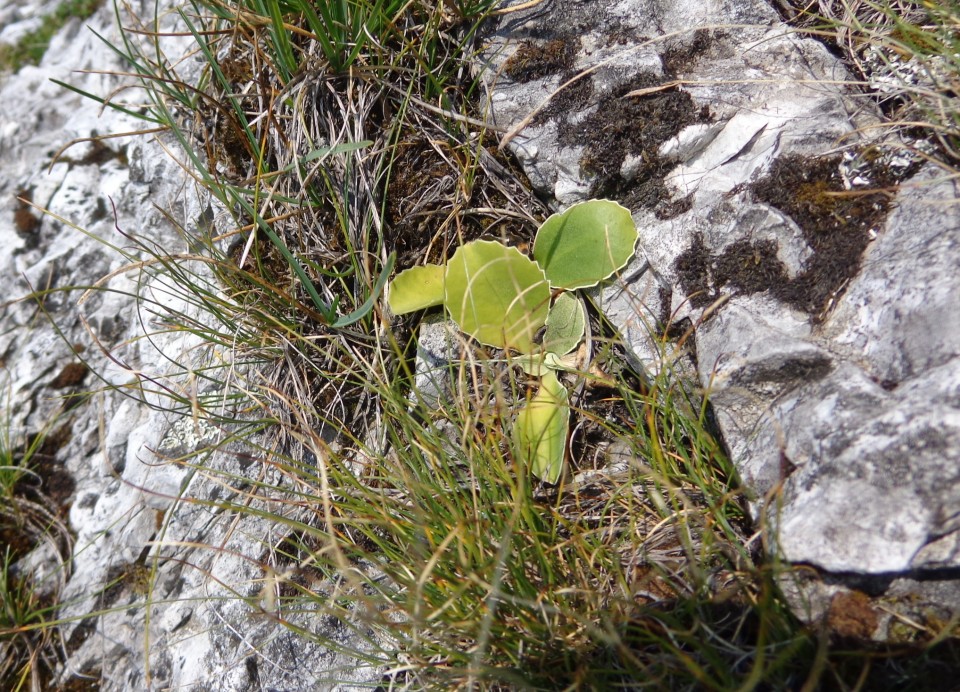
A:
388,198,638,483
30,0,960,685
0,545,51,691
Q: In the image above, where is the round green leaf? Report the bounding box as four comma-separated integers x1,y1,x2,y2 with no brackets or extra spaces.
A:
533,199,638,290
444,240,550,353
542,292,586,356
514,370,569,484
387,264,445,315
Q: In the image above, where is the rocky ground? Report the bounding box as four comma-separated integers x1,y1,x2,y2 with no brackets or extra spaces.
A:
481,0,960,633
0,0,958,689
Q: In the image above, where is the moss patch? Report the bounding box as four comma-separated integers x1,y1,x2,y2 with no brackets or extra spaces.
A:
49,362,89,389
752,153,907,316
0,0,104,72
559,72,711,213
503,37,577,83
14,190,41,249
827,590,880,640
675,233,790,309
675,151,914,317
660,29,718,76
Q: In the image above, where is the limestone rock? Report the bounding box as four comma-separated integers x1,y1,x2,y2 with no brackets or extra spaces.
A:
0,2,386,688
480,0,960,630
413,315,464,409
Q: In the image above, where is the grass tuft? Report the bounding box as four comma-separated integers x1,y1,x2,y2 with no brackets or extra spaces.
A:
20,0,960,688
787,0,960,163
0,389,73,691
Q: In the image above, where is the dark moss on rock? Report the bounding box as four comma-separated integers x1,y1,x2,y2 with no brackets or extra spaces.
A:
827,589,880,641
503,37,577,83
534,72,594,126
674,233,790,308
752,152,906,317
49,362,89,389
675,151,916,317
14,189,41,249
674,232,715,307
661,29,719,77
559,73,711,210
714,238,790,295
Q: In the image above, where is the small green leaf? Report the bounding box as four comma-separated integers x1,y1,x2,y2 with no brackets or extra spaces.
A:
512,351,565,377
533,199,638,290
444,240,550,353
514,370,569,484
543,292,586,356
388,264,446,315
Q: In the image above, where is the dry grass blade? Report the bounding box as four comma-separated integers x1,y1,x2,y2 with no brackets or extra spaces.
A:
36,0,960,688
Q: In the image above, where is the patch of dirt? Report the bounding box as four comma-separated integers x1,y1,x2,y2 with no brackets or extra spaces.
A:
383,134,463,267
503,37,577,83
24,423,76,514
558,72,711,213
1,423,77,552
566,376,626,471
383,134,539,270
0,523,34,560
49,362,89,389
58,669,102,691
828,589,879,640
0,423,78,689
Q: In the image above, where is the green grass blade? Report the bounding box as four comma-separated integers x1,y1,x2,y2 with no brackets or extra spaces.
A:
331,252,395,328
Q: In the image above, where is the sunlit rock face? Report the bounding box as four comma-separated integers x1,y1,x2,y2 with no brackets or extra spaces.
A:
479,0,960,635
3,0,959,683
0,2,386,689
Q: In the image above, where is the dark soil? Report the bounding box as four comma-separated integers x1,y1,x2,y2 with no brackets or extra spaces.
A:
382,133,541,270
58,668,102,691
25,425,76,513
0,421,75,568
0,422,78,691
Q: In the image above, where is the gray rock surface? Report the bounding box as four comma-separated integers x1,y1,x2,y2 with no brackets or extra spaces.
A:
4,0,959,685
0,2,386,688
413,316,464,409
480,0,960,632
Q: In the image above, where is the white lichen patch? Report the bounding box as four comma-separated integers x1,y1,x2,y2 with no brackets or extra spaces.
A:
158,415,219,456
